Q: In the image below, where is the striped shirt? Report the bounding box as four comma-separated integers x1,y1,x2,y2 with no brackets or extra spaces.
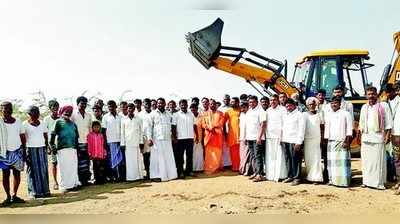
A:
87,132,106,159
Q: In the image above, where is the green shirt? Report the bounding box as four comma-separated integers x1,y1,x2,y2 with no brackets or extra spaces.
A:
53,119,79,150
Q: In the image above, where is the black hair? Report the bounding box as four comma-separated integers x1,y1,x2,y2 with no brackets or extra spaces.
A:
134,99,142,104
331,96,342,103
286,98,296,105
119,101,127,106
189,103,198,109
157,98,165,102
76,96,88,104
248,95,258,101
92,120,101,128
317,89,327,95
260,96,269,101
179,99,188,105
48,100,59,108
143,98,151,104
127,103,135,108
28,105,40,115
334,85,344,92
107,100,117,107
366,85,377,93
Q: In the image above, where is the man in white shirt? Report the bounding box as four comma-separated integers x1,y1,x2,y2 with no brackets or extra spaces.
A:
121,103,144,181
244,95,266,182
359,86,392,190
118,101,128,118
316,89,329,182
390,82,400,194
265,95,288,182
0,102,26,206
102,100,124,182
147,98,178,182
174,99,196,178
332,85,354,119
281,98,306,186
385,84,399,182
71,96,92,186
138,98,153,180
220,94,232,169
134,99,143,116
43,100,60,190
324,96,353,187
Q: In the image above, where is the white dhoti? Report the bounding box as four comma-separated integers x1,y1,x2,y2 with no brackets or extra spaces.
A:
125,146,144,181
57,148,81,190
304,138,323,182
361,142,386,188
150,139,178,181
265,138,287,181
193,142,204,171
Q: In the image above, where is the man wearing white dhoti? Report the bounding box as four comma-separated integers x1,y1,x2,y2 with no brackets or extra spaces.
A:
265,95,288,182
303,97,324,183
147,98,178,182
219,94,232,168
121,103,144,181
359,86,392,190
324,96,353,187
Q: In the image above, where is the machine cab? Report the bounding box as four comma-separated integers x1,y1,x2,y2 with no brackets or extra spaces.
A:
292,50,373,100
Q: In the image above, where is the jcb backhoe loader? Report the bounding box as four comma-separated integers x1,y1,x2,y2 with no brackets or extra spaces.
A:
186,18,400,151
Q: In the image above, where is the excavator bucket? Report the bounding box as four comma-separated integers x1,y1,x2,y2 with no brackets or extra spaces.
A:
186,18,223,69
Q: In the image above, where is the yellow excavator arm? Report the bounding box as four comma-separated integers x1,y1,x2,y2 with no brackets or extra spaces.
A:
186,18,299,97
380,31,400,99
213,57,298,96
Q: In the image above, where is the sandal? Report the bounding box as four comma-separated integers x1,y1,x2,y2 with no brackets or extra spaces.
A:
11,195,25,203
0,197,12,207
53,184,59,190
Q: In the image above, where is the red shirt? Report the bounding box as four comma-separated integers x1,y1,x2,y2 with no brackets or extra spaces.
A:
87,132,106,159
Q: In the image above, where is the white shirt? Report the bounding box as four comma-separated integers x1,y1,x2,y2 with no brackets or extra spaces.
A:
265,105,285,139
23,121,48,147
174,110,195,139
4,118,24,151
324,109,353,141
102,113,122,143
389,96,400,135
239,112,247,141
149,109,175,141
138,110,153,152
282,109,306,144
360,102,392,143
303,112,323,139
121,116,144,147
244,107,266,141
43,115,58,133
71,110,92,144
324,99,354,120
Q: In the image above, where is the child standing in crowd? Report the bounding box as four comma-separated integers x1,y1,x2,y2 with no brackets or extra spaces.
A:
87,121,107,185
43,100,60,190
50,105,81,192
23,106,50,198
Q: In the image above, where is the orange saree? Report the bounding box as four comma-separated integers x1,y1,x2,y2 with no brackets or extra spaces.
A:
201,110,224,174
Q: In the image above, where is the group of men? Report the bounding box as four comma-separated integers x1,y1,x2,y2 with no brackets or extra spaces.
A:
1,82,400,206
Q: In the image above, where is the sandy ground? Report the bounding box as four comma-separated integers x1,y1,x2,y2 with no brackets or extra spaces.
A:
1,158,400,214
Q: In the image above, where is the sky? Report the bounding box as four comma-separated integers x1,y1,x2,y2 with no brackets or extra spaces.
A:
0,0,399,106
